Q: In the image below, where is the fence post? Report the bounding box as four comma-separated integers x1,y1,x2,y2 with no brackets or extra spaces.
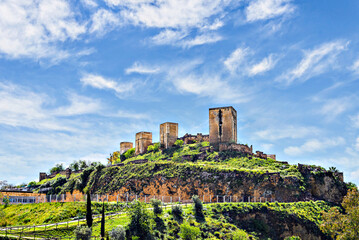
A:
224,196,226,203
117,195,118,203
217,195,218,203
145,195,147,203
248,196,250,202
170,196,172,203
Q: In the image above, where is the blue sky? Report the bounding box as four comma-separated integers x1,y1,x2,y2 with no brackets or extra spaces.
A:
1,0,359,186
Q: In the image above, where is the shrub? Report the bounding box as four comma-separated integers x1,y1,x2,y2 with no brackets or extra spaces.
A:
127,200,151,239
178,222,201,240
74,225,92,240
123,148,135,159
171,205,183,222
284,237,301,240
192,195,205,222
174,139,184,147
151,199,163,216
147,143,161,153
109,226,126,240
232,229,249,240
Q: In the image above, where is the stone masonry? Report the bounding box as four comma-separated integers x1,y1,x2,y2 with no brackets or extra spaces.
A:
135,132,152,155
209,106,237,145
120,142,133,154
160,122,178,148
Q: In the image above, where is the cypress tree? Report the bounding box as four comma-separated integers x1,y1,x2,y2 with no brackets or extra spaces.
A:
86,191,93,228
101,200,105,240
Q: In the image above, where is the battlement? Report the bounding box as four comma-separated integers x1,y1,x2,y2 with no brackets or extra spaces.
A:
178,133,209,144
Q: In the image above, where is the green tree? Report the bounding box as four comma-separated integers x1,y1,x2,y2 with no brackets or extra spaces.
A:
86,191,93,228
127,200,151,239
321,188,359,239
192,195,205,222
101,201,105,240
74,225,92,240
49,164,64,174
171,205,183,223
178,222,201,240
151,199,163,216
109,226,126,240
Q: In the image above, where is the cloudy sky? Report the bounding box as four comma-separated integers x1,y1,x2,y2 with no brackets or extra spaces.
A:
0,0,359,185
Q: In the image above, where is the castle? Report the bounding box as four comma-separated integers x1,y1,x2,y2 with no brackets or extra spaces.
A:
39,106,275,182
121,106,274,159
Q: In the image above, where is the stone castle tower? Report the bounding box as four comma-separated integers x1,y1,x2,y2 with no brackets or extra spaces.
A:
120,142,133,154
135,132,152,155
209,106,237,145
160,122,178,149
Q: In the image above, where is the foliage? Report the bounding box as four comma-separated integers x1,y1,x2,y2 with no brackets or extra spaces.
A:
232,229,250,240
86,192,93,228
50,163,64,174
284,237,301,240
321,188,359,239
150,199,163,216
147,143,161,153
123,148,135,160
174,139,184,146
74,225,92,240
346,182,357,190
178,222,201,240
108,152,121,165
28,181,37,187
109,226,126,240
171,205,183,222
2,196,9,208
192,195,205,222
127,200,151,240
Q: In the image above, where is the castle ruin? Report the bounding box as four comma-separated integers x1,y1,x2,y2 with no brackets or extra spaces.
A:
135,132,152,155
160,122,178,148
209,106,237,145
120,142,133,154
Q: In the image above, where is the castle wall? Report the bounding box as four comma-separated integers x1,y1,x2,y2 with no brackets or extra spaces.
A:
209,106,237,145
160,122,178,148
178,133,209,144
135,132,152,155
120,142,133,154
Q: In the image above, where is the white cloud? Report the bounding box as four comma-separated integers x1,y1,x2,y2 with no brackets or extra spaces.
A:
277,40,349,85
0,0,86,59
319,97,352,120
82,0,98,8
248,54,276,76
167,60,248,103
125,62,160,75
350,58,359,74
284,137,345,156
52,94,102,116
180,33,223,48
255,126,320,141
89,9,121,35
350,114,359,128
80,73,133,94
245,0,295,22
106,0,233,29
224,47,249,73
356,137,359,151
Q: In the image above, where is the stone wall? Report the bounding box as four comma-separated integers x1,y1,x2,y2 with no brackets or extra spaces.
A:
178,133,209,144
135,131,152,155
209,106,237,145
219,143,253,154
120,142,133,154
160,122,178,148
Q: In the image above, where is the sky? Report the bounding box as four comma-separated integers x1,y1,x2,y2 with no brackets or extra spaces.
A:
0,0,359,186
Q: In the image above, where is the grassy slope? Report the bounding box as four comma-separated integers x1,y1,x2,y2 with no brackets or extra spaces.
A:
2,201,333,239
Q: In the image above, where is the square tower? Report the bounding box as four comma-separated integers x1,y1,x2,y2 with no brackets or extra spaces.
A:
120,142,133,154
209,106,237,145
135,132,152,155
160,122,178,148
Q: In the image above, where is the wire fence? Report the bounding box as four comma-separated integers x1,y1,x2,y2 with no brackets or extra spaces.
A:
3,193,276,205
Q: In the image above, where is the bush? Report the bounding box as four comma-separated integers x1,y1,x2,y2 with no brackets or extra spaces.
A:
74,225,92,240
284,237,301,240
178,222,201,240
109,226,126,240
147,143,161,153
151,199,163,216
232,229,249,240
174,140,184,147
171,205,183,222
127,200,151,239
192,195,205,222
123,148,135,159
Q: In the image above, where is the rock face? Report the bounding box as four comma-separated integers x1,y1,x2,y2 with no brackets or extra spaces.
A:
89,162,347,204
